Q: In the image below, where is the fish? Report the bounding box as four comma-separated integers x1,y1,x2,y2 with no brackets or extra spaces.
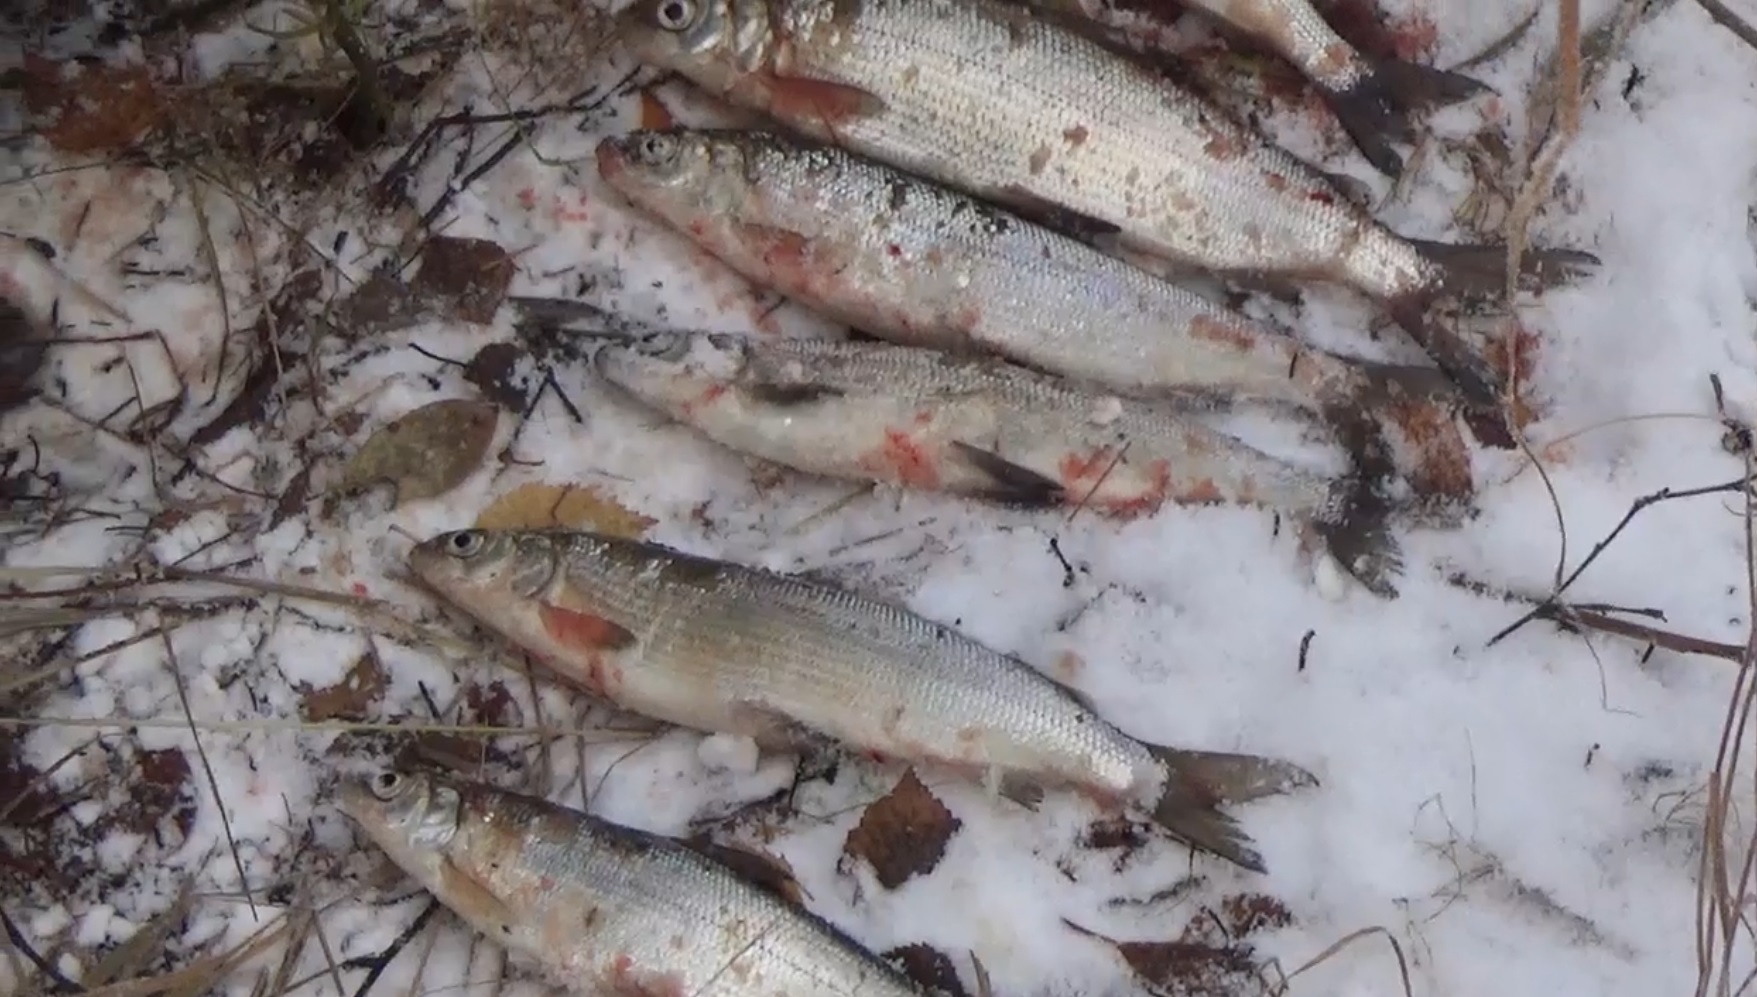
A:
405,527,1323,872
595,127,1473,499
1015,0,1491,179
611,0,1600,415
593,331,1404,592
336,767,929,997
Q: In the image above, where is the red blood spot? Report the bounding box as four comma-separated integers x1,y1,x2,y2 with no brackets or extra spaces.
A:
539,874,556,890
680,382,728,418
603,953,689,997
350,582,369,597
1093,459,1175,519
1188,315,1257,353
912,409,933,426
1306,190,1335,205
556,194,590,223
1058,446,1117,486
516,187,537,210
861,428,940,489
886,243,902,258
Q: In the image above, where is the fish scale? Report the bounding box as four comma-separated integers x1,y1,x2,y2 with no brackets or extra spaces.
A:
407,527,1322,872
338,771,924,997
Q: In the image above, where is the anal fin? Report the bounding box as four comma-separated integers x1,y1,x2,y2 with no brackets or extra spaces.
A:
948,441,1066,507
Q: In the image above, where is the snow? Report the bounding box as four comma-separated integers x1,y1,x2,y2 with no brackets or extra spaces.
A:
6,0,1757,995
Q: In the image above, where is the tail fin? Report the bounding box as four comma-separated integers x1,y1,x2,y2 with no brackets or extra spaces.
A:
1143,746,1321,875
1309,407,1406,598
1324,59,1491,178
1407,238,1602,300
1350,363,1482,499
1387,238,1599,438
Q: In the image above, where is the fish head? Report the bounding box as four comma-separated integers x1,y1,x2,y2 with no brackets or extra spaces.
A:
337,768,463,887
408,528,582,663
614,0,759,97
594,331,751,418
595,130,735,228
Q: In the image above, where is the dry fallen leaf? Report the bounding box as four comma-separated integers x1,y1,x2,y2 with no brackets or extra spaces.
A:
474,482,657,538
841,768,962,890
340,398,498,505
22,54,164,153
411,236,516,325
300,653,388,722
882,944,971,997
1064,893,1293,997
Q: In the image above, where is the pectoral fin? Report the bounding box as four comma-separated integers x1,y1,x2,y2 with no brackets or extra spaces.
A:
948,441,1066,507
761,73,889,126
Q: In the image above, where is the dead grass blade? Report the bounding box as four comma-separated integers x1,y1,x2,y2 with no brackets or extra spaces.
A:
1265,925,1413,997
1694,445,1757,997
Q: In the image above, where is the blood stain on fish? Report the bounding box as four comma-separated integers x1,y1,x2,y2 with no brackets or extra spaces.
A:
1062,124,1090,147
680,383,728,419
1189,315,1258,353
604,954,688,997
859,429,940,489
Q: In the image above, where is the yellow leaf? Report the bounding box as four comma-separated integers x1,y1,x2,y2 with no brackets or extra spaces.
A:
474,482,657,538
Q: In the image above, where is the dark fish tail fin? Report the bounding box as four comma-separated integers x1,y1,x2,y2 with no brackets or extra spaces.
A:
1309,409,1406,598
1407,238,1602,299
1323,60,1489,178
1347,363,1482,500
1141,746,1321,875
1385,296,1508,416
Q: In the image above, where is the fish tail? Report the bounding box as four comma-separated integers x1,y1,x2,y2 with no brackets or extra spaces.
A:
1387,236,1600,440
1408,238,1602,300
1323,59,1489,178
1347,363,1481,500
1142,746,1321,875
1305,410,1406,598
1384,297,1508,417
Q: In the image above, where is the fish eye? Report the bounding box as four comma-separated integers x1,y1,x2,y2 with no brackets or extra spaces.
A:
445,530,486,558
654,0,695,30
636,133,678,165
370,771,402,799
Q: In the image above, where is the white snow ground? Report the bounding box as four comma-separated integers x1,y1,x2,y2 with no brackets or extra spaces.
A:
5,0,1757,995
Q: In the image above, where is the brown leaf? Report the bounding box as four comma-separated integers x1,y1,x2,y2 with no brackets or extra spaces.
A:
300,654,388,722
841,769,961,890
340,398,499,505
119,747,196,845
688,839,811,906
1064,920,1266,997
22,54,164,153
474,482,657,538
412,236,516,324
1212,894,1294,939
882,944,971,997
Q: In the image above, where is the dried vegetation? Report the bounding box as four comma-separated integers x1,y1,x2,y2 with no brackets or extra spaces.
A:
4,0,1757,995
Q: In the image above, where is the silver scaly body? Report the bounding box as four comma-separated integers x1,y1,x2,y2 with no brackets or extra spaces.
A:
338,770,925,997
406,528,1320,871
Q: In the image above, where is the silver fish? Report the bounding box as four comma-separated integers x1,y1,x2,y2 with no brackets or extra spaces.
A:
595,127,1473,500
405,528,1321,872
337,767,926,997
1016,0,1490,178
611,0,1598,415
593,331,1402,591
